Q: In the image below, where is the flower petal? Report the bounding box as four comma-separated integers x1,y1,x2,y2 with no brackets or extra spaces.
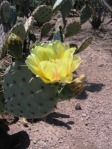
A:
62,48,76,60
72,56,81,72
51,41,65,59
39,61,59,83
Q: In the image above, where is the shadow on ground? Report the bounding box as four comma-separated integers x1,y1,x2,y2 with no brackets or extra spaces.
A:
0,119,30,149
76,82,105,100
46,112,74,130
28,112,74,130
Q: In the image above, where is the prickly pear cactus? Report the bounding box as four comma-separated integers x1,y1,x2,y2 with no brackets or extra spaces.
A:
65,19,81,37
59,0,74,18
80,4,92,24
3,61,59,118
7,33,23,60
0,0,10,24
10,22,26,41
53,0,74,18
9,5,17,28
40,22,51,40
76,36,93,54
32,5,52,23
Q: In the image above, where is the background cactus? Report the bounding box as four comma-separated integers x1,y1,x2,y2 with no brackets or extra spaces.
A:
79,0,112,29
40,22,52,40
53,0,75,26
0,0,17,32
7,33,23,60
0,0,10,24
65,18,81,37
32,5,52,24
80,3,92,24
53,17,81,40
90,0,105,29
76,36,93,54
59,0,75,19
9,5,17,28
10,22,26,41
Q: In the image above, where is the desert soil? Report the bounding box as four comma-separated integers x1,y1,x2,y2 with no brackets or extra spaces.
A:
0,16,112,149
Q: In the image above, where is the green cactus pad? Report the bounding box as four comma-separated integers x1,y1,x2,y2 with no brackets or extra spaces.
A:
3,61,59,118
80,4,92,24
32,5,52,23
76,36,93,54
10,22,26,41
40,22,51,39
58,84,73,102
9,5,17,28
59,0,74,18
65,19,81,37
7,33,23,60
0,0,10,24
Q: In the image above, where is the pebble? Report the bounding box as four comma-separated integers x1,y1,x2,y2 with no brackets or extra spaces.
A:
75,103,82,110
82,113,87,117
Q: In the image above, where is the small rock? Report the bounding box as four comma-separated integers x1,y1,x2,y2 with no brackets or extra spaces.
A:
82,113,86,117
85,123,89,126
75,103,82,110
98,64,104,67
33,141,37,144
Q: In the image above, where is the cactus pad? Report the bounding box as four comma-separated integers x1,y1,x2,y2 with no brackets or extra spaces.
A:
40,22,51,39
76,36,93,54
59,0,74,18
65,19,81,37
7,33,23,60
10,22,26,41
80,4,92,24
9,5,17,28
32,5,52,23
0,0,10,24
3,61,59,118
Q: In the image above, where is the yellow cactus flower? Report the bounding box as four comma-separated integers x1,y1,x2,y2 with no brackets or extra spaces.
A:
26,41,81,84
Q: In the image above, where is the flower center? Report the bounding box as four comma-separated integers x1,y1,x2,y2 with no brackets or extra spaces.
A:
50,58,59,63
